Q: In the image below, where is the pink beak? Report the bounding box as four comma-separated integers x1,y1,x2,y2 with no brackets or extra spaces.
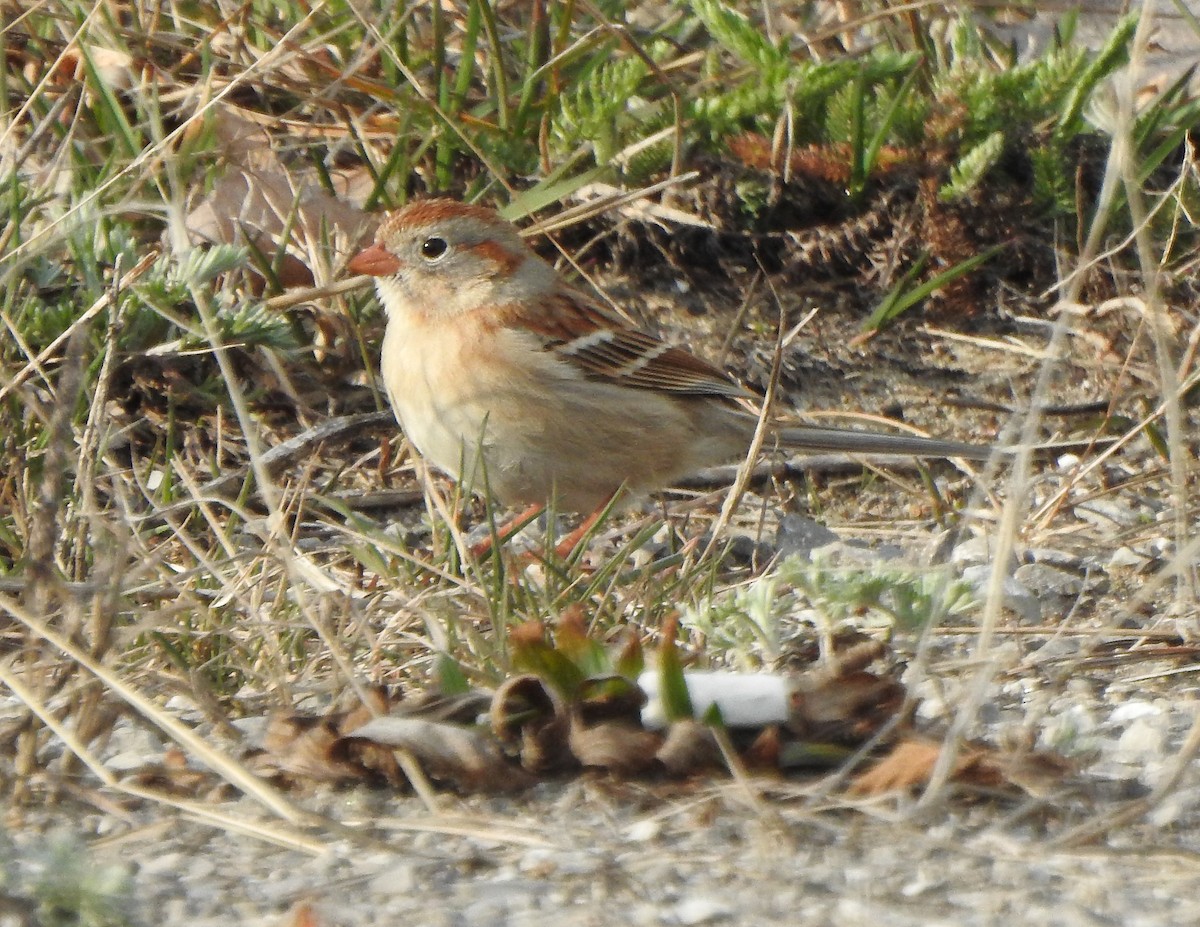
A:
348,243,402,276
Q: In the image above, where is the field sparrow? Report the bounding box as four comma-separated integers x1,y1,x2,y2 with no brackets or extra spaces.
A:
348,198,991,545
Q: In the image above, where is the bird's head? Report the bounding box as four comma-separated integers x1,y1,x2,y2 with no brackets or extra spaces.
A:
348,198,554,321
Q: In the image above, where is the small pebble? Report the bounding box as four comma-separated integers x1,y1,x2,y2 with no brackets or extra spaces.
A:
669,896,733,925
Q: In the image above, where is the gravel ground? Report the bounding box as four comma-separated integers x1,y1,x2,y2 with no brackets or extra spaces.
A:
7,529,1200,927
8,759,1200,927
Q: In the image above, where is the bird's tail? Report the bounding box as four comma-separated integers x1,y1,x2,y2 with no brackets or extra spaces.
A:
776,425,992,461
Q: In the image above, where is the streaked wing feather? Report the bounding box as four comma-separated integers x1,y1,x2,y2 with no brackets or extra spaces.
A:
520,289,749,399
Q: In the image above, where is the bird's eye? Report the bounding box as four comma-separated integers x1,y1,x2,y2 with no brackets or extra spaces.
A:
420,237,448,261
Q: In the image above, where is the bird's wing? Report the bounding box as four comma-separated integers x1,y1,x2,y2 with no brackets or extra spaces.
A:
513,288,751,399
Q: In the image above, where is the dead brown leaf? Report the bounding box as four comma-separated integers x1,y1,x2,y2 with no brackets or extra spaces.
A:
740,725,782,770
185,110,374,289
52,43,144,89
849,736,1072,797
126,755,218,797
253,712,393,786
789,669,905,742
728,133,929,183
568,718,663,776
849,737,943,795
491,674,574,774
655,719,722,776
346,716,530,792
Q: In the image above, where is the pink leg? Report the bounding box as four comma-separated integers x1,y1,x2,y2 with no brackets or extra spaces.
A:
468,502,545,559
552,499,610,560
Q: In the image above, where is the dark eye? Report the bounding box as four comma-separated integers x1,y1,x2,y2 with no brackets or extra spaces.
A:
420,237,448,260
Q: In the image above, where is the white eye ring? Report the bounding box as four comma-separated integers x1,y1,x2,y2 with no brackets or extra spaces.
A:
420,237,449,261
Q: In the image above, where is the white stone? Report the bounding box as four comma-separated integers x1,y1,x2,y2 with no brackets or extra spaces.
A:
670,896,732,925
1109,701,1161,723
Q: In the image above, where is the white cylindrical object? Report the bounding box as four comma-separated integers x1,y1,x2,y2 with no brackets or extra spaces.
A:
637,671,790,730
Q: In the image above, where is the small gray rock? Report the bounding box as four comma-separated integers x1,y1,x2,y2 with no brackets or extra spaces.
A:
961,565,1040,622
1013,562,1085,598
1073,498,1141,529
775,514,840,556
